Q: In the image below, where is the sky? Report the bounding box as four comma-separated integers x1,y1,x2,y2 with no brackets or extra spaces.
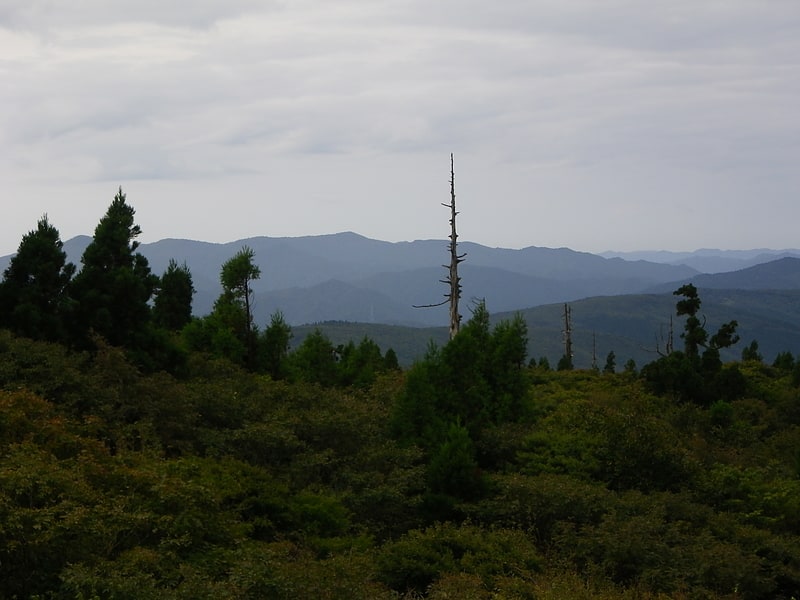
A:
1,0,799,256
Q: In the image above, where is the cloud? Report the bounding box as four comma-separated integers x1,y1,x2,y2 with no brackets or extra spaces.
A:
0,1,798,253
0,0,277,30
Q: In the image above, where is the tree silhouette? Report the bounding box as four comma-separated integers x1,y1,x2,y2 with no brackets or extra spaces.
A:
0,215,75,342
71,188,157,348
153,259,195,331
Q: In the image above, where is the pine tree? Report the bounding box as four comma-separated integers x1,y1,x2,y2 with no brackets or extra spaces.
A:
217,245,261,368
603,350,617,374
260,310,292,379
182,246,262,369
288,328,338,386
392,301,529,447
71,187,157,348
0,215,75,342
153,259,195,331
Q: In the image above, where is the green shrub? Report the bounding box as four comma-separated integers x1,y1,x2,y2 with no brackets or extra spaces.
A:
376,522,540,593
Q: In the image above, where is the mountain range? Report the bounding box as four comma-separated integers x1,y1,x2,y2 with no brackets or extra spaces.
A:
0,232,705,327
600,248,800,274
2,232,799,366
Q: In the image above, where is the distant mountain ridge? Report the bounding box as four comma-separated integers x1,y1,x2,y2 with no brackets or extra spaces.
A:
646,257,800,294
601,248,800,273
3,232,800,366
2,232,798,330
1,232,699,327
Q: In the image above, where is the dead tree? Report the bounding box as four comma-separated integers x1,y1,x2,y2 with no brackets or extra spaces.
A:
414,154,466,339
562,303,574,368
648,315,675,357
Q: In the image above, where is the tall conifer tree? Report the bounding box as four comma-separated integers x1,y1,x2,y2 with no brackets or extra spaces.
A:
0,215,75,342
71,187,157,347
153,259,195,331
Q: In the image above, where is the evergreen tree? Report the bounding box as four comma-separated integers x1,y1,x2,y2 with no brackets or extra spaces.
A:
392,302,529,448
153,259,195,331
288,328,338,386
676,283,739,376
0,215,75,342
603,350,616,374
557,354,574,371
182,247,261,369
486,313,528,421
338,336,390,388
741,340,762,362
426,421,485,501
773,351,795,372
218,245,261,367
71,188,157,348
674,284,706,360
383,347,400,371
643,285,741,404
260,310,292,379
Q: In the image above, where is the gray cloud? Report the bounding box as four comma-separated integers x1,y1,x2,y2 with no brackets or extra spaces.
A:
1,1,798,254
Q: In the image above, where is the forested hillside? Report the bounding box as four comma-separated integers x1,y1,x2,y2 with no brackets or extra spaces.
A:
2,191,800,598
293,287,800,369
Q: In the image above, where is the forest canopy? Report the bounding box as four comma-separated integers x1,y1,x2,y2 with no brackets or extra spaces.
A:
1,191,800,599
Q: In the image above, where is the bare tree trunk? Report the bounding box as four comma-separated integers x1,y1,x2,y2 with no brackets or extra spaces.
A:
654,315,675,357
563,303,573,367
444,154,465,339
413,154,466,339
243,276,255,367
666,315,674,355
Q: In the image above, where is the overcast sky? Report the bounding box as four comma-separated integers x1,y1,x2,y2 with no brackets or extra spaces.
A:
2,1,798,256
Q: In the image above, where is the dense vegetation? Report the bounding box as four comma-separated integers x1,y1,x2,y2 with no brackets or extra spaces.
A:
2,191,800,598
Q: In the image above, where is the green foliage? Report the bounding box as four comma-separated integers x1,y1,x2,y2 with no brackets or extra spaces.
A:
741,339,763,362
337,336,393,388
519,387,694,493
259,310,292,379
3,275,800,599
287,328,338,386
154,259,195,331
183,309,247,367
557,354,574,371
467,473,612,544
643,285,744,405
673,284,739,363
426,421,485,501
289,491,350,539
641,350,705,400
557,488,798,597
217,246,261,367
376,522,540,594
773,350,795,372
182,248,263,369
220,246,261,303
0,329,88,410
0,215,75,343
674,283,707,358
383,347,399,370
71,187,158,349
603,350,616,374
392,302,529,449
